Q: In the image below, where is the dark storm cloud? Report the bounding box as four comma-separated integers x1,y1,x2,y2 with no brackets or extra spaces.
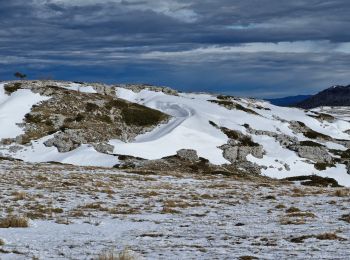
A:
1,0,350,97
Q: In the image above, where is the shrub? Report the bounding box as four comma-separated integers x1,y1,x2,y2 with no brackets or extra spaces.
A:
296,121,306,127
299,140,323,147
314,162,335,171
209,100,233,106
340,149,350,159
304,130,331,140
4,83,22,94
221,127,259,146
75,113,85,122
310,113,335,122
45,119,54,126
221,127,240,139
235,103,259,115
240,136,260,147
209,100,259,115
217,94,232,100
209,120,218,127
239,256,258,260
99,115,113,124
121,105,166,126
85,102,99,112
14,72,26,79
105,99,128,110
24,113,43,124
284,175,340,187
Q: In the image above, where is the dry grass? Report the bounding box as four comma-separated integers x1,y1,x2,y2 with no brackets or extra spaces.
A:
280,208,316,225
339,213,350,223
280,217,306,225
0,159,348,258
239,256,258,260
287,211,316,218
316,232,346,241
12,191,27,200
97,249,137,260
161,207,180,214
290,232,346,243
275,204,286,209
334,189,349,197
0,239,4,246
285,207,300,213
0,215,29,228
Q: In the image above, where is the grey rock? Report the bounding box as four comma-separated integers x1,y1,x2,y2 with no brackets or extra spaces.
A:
291,145,333,163
9,145,23,153
221,145,264,163
0,138,16,145
284,163,291,171
93,143,114,154
247,127,298,148
176,149,199,161
44,130,87,152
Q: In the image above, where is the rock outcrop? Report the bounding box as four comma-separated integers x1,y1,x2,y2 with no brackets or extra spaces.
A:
290,145,333,163
3,81,170,152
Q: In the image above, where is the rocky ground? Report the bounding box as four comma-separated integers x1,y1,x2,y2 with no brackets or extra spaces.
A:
0,159,349,260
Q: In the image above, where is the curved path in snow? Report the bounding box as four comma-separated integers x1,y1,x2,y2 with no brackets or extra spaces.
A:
110,90,229,164
135,102,194,142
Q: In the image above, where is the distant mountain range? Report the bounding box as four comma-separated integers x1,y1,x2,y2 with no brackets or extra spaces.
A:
267,84,350,108
296,85,350,109
266,95,311,107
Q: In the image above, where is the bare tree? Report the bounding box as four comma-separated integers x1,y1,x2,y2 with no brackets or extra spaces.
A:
14,72,27,80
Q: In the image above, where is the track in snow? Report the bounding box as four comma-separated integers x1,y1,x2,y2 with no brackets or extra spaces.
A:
135,102,194,142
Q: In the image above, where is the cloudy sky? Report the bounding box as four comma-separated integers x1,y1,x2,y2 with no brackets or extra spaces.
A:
1,0,349,97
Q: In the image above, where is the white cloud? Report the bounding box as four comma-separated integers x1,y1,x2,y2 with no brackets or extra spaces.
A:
141,41,350,61
44,0,198,22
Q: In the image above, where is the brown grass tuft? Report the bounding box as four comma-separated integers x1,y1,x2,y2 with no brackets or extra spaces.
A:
334,189,349,197
0,216,29,228
97,249,137,260
12,191,27,200
285,207,300,213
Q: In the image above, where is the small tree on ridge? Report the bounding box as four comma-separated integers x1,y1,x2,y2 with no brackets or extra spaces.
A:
14,72,27,80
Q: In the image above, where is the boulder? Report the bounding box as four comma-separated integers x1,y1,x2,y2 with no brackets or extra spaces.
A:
221,145,264,163
44,130,87,152
295,145,333,163
176,149,199,161
93,143,114,154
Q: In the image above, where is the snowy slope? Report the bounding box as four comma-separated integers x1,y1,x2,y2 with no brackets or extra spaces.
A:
0,83,50,139
113,88,350,186
1,81,350,186
14,136,118,167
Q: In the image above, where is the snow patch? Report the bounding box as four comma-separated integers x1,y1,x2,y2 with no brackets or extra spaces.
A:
13,136,118,167
0,84,50,139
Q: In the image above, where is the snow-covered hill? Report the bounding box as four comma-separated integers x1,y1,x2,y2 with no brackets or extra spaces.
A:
1,80,350,186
